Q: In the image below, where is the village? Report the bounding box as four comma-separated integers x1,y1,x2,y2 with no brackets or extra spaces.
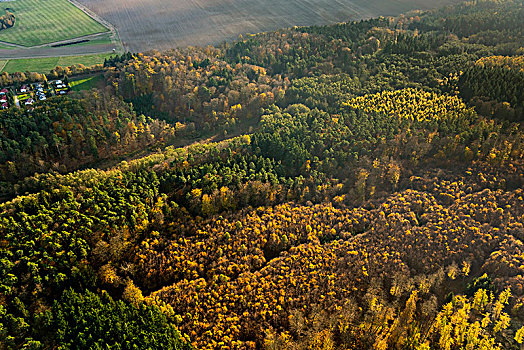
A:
0,79,71,110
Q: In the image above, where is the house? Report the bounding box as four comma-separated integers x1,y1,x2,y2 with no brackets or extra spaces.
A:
25,98,34,105
0,88,7,95
0,98,7,103
38,95,46,101
20,85,28,93
1,102,7,109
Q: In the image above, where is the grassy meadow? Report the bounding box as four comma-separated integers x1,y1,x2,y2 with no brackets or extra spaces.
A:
0,0,108,47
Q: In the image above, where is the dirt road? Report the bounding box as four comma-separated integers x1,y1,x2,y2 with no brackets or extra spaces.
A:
0,42,116,59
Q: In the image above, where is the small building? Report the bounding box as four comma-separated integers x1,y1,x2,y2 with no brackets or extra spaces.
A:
1,102,8,109
25,98,34,105
0,88,8,95
20,85,28,93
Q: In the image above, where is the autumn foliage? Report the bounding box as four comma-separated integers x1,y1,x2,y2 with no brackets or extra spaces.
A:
1,0,524,349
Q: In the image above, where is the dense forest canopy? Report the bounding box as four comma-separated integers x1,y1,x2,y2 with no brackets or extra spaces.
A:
1,0,524,349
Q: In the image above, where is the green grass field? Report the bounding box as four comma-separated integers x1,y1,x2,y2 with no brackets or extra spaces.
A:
70,74,104,90
0,0,109,47
1,52,113,73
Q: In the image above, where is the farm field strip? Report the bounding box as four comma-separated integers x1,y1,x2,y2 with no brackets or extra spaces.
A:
1,53,113,73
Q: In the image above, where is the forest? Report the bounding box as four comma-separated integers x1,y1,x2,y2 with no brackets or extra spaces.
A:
1,0,524,349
